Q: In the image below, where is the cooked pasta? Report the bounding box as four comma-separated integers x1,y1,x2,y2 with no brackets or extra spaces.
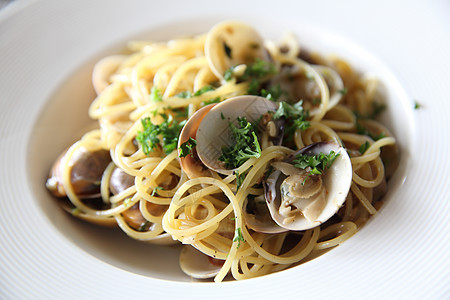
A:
46,21,398,282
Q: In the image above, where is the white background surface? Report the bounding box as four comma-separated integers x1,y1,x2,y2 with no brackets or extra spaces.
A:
0,0,449,299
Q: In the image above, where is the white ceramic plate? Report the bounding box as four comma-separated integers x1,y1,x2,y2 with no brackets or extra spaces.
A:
1,0,449,299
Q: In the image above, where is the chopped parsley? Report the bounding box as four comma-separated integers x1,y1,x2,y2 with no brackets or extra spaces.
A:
150,86,163,102
151,186,164,196
138,221,150,232
370,102,387,119
242,58,276,80
293,150,340,185
312,98,321,105
273,101,310,141
201,97,221,106
338,88,348,95
356,122,386,141
359,141,370,154
176,85,215,98
235,170,246,192
414,101,422,110
260,84,285,102
224,68,234,81
218,116,261,169
179,137,197,158
354,102,386,120
273,101,305,119
223,58,277,92
136,114,186,155
233,227,245,249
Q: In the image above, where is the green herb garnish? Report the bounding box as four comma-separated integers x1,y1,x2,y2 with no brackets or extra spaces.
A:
151,186,164,196
224,67,234,81
150,86,163,102
293,150,340,185
235,170,246,192
223,58,277,91
273,101,310,140
338,88,348,95
356,121,385,141
359,141,370,154
414,101,422,110
201,97,221,106
218,116,261,169
233,227,245,249
179,137,197,158
176,85,215,99
260,84,285,102
242,58,276,80
136,114,186,155
138,221,150,232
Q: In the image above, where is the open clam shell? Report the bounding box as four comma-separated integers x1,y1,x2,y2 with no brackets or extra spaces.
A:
178,104,216,179
264,142,352,231
194,95,279,175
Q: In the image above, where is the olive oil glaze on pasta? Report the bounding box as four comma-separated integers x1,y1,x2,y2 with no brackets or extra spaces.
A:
46,21,399,282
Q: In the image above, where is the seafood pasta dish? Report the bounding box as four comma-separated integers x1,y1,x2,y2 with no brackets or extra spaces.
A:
46,21,398,281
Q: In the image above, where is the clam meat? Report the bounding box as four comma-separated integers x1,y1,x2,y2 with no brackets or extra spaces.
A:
264,142,352,231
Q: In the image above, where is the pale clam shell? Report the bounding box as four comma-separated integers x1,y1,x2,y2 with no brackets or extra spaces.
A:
265,142,352,231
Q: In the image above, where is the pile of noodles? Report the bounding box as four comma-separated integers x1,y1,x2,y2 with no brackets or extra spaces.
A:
56,24,398,282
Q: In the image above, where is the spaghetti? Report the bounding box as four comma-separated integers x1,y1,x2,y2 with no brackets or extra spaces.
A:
46,21,398,281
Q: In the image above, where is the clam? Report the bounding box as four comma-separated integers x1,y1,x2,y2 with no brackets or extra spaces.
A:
178,104,216,179
178,215,234,279
109,166,135,195
46,146,111,198
183,95,281,176
264,142,352,231
205,21,270,80
179,245,223,279
272,65,344,115
110,167,175,245
243,194,288,233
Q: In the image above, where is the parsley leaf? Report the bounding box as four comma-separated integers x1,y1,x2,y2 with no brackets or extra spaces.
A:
138,221,150,232
151,186,164,196
223,58,277,90
273,102,310,141
219,116,262,169
242,58,277,80
359,141,370,154
293,151,340,185
338,88,348,95
235,170,246,192
233,227,245,248
356,121,385,141
201,97,221,106
414,101,422,110
136,114,186,155
150,86,163,102
176,85,215,99
260,84,285,102
224,68,234,81
179,137,197,158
